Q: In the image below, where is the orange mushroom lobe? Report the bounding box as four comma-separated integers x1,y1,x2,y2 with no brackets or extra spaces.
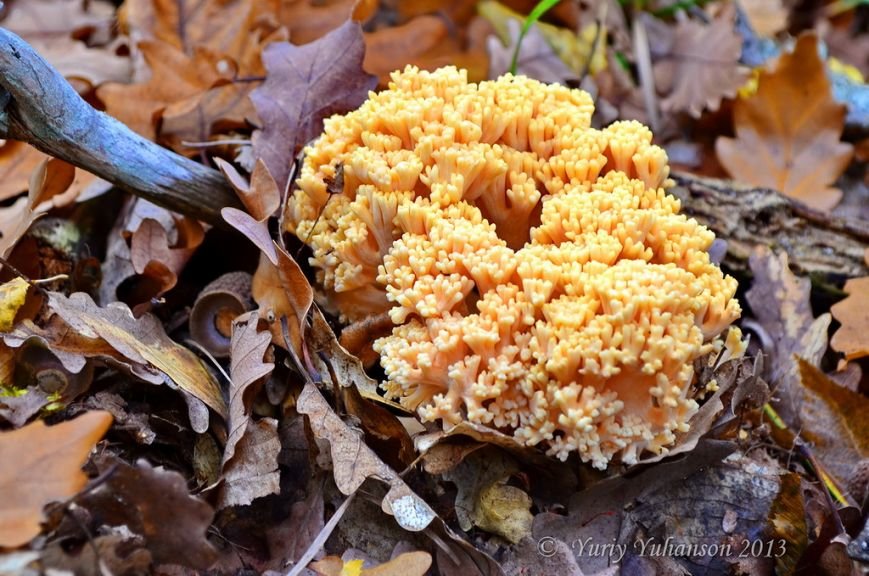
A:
288,66,742,469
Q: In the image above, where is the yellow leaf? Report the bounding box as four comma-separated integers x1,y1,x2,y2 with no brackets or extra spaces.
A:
342,559,364,576
0,278,30,332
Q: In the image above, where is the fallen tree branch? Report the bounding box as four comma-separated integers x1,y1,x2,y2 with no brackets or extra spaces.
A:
0,28,241,224
670,173,869,278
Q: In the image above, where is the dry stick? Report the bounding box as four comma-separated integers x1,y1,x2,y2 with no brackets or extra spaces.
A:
0,29,242,225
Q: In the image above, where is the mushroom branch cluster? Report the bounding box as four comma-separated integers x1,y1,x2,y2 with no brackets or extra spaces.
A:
287,66,743,468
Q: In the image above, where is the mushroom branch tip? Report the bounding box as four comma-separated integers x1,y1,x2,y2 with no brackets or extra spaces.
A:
288,65,742,469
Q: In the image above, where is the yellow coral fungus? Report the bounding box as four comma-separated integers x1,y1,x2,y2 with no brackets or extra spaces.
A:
289,66,742,468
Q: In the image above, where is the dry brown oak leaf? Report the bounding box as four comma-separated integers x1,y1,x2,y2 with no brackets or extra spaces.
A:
104,0,286,151
0,411,112,548
653,7,747,118
716,33,853,211
250,20,378,191
830,276,869,360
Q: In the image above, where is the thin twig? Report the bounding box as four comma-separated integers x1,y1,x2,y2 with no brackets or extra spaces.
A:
285,489,358,576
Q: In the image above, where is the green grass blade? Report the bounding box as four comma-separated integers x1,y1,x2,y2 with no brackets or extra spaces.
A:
509,0,563,75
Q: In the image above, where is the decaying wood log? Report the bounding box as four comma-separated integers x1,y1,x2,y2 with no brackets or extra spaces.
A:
0,28,242,225
0,29,865,278
670,173,869,278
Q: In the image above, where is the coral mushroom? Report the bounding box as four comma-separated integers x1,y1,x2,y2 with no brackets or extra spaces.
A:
288,66,742,468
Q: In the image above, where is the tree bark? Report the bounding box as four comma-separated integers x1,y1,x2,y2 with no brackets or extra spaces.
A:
670,173,869,278
0,28,242,225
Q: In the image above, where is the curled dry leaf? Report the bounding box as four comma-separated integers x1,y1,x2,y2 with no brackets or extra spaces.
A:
250,21,378,191
129,216,205,311
5,316,159,384
0,411,113,548
0,157,79,258
309,308,398,409
716,33,853,210
46,291,227,421
217,158,281,222
745,247,830,427
297,382,436,532
218,158,281,265
830,276,869,361
251,244,314,355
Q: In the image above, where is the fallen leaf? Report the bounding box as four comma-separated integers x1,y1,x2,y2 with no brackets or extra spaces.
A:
653,8,747,117
0,157,83,258
265,474,326,569
46,291,227,421
716,33,854,210
0,278,30,332
251,21,378,191
224,313,274,466
79,456,218,569
127,216,205,311
217,158,281,221
308,308,400,409
479,0,605,76
0,411,112,547
799,359,869,502
1,0,129,89
312,551,432,576
218,417,281,508
4,316,160,385
830,276,869,360
0,387,51,428
0,142,48,204
363,15,489,86
278,0,373,46
97,41,224,142
115,0,285,152
297,382,436,532
745,247,830,426
738,0,788,38
251,245,314,354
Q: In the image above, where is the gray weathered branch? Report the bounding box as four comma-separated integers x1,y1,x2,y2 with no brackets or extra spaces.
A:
0,27,241,224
